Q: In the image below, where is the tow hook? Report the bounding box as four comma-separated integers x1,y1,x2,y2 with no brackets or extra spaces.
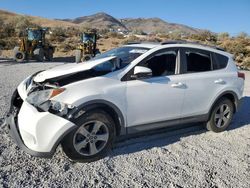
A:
0,117,7,127
0,113,11,127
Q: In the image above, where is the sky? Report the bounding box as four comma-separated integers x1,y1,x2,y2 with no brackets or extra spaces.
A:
0,0,250,35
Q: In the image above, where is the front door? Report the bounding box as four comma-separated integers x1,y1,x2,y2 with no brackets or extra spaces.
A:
125,48,186,130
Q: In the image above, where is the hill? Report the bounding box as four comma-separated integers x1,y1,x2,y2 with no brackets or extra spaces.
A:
0,9,78,28
60,12,202,34
62,12,128,31
121,18,201,34
0,9,203,34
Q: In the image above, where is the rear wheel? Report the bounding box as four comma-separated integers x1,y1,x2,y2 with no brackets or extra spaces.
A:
61,110,115,162
206,98,234,132
34,48,44,62
13,47,25,63
83,54,91,61
75,49,82,63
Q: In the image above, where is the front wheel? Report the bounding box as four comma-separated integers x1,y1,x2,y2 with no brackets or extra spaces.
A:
14,50,25,63
206,98,234,132
61,110,115,162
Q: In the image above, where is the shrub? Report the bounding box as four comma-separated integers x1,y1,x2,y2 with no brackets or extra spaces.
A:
111,41,119,45
191,30,217,43
242,57,250,69
13,16,39,32
122,35,139,44
108,32,124,39
218,32,229,40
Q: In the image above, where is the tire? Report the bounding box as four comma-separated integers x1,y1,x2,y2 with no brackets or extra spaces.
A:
61,110,115,162
34,48,44,62
14,50,25,63
83,54,91,61
45,48,53,61
75,49,82,63
206,98,234,132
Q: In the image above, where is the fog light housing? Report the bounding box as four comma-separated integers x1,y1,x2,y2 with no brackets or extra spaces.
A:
50,101,70,116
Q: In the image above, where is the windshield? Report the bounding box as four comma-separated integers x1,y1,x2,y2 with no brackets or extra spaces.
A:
27,30,42,41
82,33,95,43
92,46,149,72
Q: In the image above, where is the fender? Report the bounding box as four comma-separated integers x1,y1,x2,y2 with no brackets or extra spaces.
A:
67,99,126,135
208,90,240,120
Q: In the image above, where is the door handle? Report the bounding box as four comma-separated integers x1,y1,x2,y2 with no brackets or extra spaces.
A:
214,79,225,84
171,82,185,88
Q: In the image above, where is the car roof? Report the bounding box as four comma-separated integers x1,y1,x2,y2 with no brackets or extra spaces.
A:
124,41,232,57
124,43,159,49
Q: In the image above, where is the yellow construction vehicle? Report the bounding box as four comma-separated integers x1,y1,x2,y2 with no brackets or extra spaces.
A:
75,29,100,63
13,28,55,62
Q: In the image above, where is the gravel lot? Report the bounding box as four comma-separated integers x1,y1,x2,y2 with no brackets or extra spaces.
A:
0,60,249,188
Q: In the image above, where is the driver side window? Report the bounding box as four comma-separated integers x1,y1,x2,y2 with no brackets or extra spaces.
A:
140,49,178,77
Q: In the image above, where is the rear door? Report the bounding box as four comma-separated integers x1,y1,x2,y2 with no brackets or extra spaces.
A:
179,48,229,118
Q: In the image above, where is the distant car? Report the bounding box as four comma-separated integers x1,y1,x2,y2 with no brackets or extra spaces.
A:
6,41,245,162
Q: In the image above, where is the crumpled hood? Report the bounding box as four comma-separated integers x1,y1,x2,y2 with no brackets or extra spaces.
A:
33,56,115,83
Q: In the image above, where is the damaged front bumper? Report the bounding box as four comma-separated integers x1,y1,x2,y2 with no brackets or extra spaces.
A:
6,87,77,158
6,113,54,158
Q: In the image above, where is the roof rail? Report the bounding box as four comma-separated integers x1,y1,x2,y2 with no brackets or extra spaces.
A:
161,40,225,51
161,40,187,45
126,41,141,45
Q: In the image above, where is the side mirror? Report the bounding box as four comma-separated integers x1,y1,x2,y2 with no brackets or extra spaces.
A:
131,66,152,79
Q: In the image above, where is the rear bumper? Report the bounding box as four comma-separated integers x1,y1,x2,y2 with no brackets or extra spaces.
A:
235,97,243,112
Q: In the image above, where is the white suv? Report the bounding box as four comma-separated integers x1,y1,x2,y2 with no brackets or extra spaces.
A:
6,41,245,162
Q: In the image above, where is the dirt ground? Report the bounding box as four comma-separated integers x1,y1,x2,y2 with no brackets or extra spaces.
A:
0,60,249,187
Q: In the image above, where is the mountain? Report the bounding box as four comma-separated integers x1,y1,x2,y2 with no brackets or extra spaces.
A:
121,18,201,34
63,13,201,34
61,12,128,31
0,9,203,34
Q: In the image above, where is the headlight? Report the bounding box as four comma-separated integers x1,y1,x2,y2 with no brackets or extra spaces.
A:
26,88,73,116
27,88,65,106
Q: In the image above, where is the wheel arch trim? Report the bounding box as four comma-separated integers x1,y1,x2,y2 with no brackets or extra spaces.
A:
68,99,126,135
208,90,239,120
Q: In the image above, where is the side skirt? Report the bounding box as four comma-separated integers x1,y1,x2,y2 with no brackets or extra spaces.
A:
126,114,209,134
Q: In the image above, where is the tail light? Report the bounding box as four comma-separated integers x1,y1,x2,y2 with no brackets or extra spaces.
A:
238,72,245,80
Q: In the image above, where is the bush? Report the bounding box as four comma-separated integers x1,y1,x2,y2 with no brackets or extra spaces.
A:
107,32,124,39
13,16,39,32
218,32,229,40
191,30,217,43
0,23,15,38
242,57,250,69
122,35,139,44
111,41,119,46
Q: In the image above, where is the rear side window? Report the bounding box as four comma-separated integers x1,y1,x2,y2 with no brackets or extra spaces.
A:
185,50,212,73
213,53,228,70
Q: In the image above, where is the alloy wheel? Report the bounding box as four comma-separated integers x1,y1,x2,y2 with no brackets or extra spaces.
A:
214,104,231,128
73,120,109,156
